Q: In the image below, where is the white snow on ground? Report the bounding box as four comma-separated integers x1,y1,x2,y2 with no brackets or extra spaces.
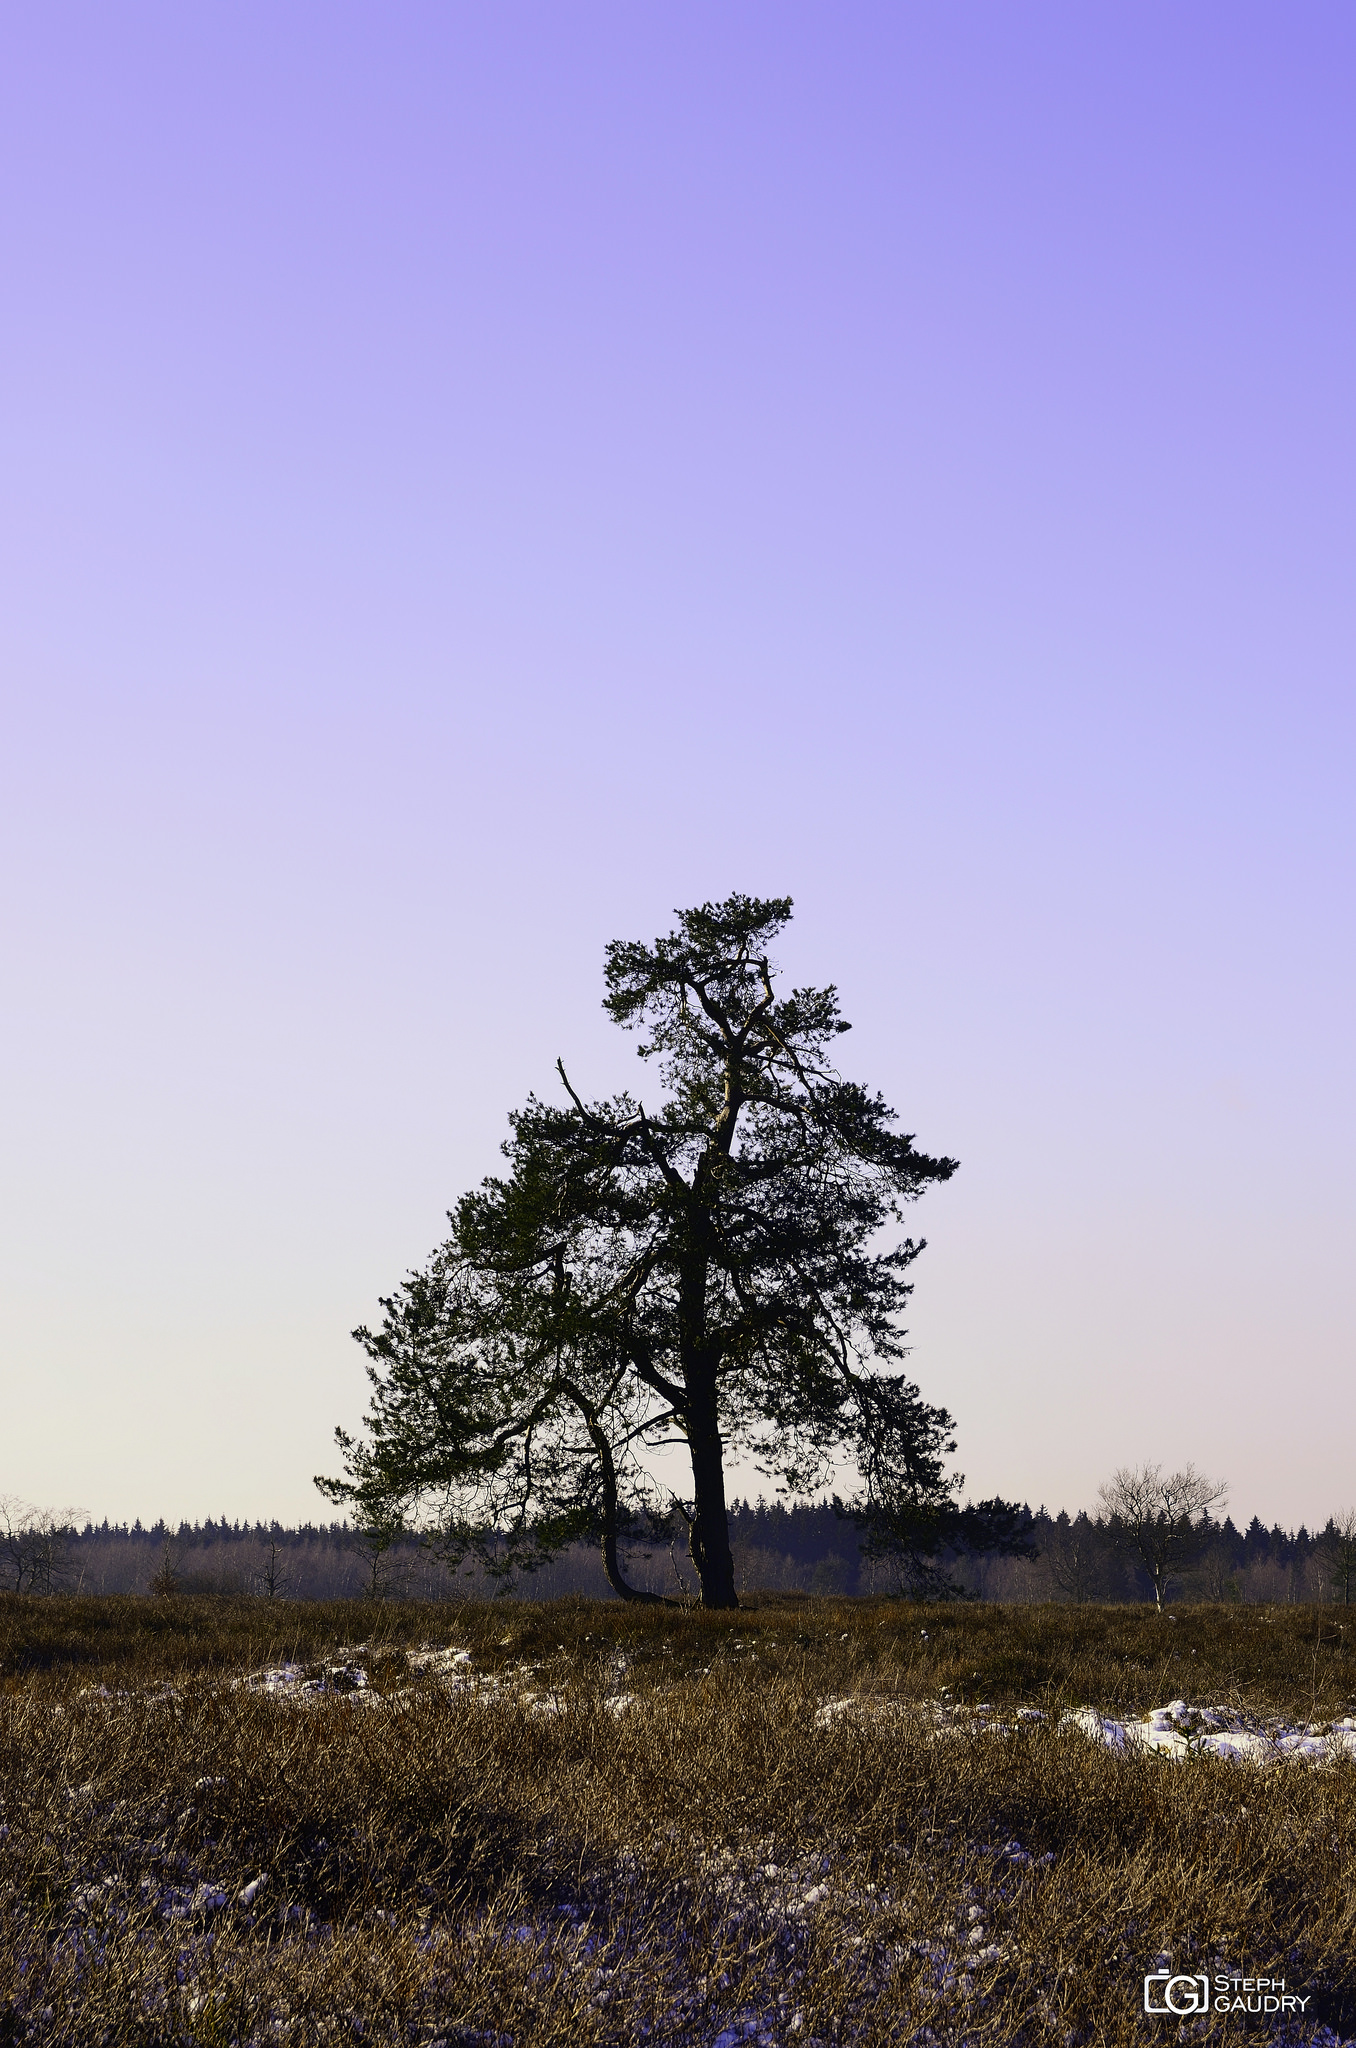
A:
406,1645,472,1675
238,1659,371,1698
814,1692,1356,1767
233,1645,573,1715
1066,1698,1356,1765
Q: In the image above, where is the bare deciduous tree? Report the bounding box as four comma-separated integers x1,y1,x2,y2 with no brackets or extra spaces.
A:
0,1498,77,1595
1096,1463,1228,1611
255,1534,292,1600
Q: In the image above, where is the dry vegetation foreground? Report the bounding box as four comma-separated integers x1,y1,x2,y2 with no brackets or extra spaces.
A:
2,1596,1355,2048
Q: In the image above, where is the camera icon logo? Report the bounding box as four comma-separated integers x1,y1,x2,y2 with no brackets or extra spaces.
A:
1144,1972,1211,2015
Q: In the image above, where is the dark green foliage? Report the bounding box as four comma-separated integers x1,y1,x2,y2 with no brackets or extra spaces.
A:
321,895,963,1608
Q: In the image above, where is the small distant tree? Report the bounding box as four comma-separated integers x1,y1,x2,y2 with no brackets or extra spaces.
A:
1318,1510,1356,1607
1097,1463,1228,1611
345,1511,411,1600
255,1533,292,1600
0,1499,76,1595
149,1537,180,1598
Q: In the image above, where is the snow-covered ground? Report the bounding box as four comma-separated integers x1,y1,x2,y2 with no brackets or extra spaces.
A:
817,1690,1356,1767
1066,1698,1356,1765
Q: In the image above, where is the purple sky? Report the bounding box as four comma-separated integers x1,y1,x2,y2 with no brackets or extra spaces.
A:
3,5,1353,1530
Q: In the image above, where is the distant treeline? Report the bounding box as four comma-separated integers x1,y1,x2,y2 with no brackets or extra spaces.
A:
22,1504,1353,1605
968,1510,1351,1607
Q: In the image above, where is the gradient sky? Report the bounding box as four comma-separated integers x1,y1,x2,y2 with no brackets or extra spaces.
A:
3,5,1353,1531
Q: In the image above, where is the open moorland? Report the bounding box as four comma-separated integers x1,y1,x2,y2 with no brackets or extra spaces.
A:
3,1596,1355,2047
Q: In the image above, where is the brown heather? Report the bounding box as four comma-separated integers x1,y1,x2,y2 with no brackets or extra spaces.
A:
2,1596,1354,2046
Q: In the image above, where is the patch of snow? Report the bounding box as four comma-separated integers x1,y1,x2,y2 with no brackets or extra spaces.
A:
1065,1701,1356,1767
407,1646,472,1675
238,1661,370,1700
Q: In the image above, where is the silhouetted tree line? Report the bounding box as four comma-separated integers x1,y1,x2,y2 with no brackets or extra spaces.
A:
8,1502,1352,1604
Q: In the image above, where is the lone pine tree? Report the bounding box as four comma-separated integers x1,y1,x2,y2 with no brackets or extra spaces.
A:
320,893,960,1608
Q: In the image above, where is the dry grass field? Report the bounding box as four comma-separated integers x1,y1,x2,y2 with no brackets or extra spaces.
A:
2,1595,1354,2046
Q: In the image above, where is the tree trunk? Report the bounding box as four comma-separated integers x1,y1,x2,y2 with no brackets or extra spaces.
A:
677,1183,738,1608
564,1378,664,1605
600,1524,663,1603
687,1395,739,1609
596,1445,663,1604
